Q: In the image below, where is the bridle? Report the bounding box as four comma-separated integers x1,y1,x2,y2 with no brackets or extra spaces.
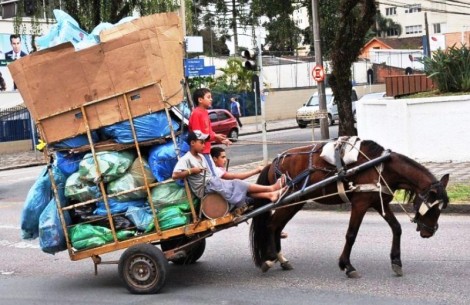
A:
411,181,447,234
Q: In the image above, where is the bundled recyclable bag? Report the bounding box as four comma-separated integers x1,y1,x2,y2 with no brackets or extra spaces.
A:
150,181,192,211
107,158,155,201
93,198,146,216
55,151,85,177
36,9,97,50
126,206,154,231
145,206,189,232
69,223,135,250
101,112,180,144
64,172,101,202
20,166,66,240
51,132,99,149
38,197,71,254
148,139,190,182
79,150,135,183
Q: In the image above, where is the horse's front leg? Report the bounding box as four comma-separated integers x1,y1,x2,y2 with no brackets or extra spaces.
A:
338,201,368,278
376,204,403,276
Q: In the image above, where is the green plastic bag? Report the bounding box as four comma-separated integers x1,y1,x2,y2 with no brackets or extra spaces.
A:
150,181,193,211
79,150,135,183
69,223,135,250
107,158,155,201
64,172,101,202
145,206,189,233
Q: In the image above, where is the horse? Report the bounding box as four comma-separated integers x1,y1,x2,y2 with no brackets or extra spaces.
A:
250,138,449,278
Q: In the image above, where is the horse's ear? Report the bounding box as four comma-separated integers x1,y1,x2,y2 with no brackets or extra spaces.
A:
440,174,450,188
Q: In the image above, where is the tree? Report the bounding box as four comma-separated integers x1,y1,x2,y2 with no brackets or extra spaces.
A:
216,57,254,92
197,0,252,55
328,0,376,136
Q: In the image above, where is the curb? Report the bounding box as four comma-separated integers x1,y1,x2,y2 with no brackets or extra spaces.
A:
303,202,470,214
0,162,46,172
240,125,298,137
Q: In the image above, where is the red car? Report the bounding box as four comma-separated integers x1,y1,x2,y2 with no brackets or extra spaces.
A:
208,109,239,141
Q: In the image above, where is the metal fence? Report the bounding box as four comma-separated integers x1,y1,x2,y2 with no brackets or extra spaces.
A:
0,105,33,142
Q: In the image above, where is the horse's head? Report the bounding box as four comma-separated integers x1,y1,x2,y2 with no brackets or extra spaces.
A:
412,174,450,238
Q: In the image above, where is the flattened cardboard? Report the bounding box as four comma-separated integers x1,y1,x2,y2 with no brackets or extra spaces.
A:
9,12,184,143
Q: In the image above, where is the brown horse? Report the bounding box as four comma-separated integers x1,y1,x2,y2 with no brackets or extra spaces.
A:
250,139,449,278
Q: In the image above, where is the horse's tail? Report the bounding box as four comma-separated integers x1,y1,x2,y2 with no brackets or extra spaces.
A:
250,165,272,267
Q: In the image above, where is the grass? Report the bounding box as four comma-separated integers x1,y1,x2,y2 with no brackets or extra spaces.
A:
393,184,470,204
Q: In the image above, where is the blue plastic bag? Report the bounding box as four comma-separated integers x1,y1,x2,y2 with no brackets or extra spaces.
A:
55,151,84,177
38,198,71,254
101,112,180,144
20,166,66,240
51,132,99,149
93,198,146,216
126,206,154,231
148,139,189,182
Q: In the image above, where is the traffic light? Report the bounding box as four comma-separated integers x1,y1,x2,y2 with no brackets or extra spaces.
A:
241,50,257,71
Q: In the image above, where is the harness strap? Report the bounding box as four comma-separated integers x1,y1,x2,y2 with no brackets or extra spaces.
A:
337,180,351,203
352,183,394,195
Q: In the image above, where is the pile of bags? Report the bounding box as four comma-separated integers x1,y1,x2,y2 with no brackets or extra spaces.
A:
21,110,194,254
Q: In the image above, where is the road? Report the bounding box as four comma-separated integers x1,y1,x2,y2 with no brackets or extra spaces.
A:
1,142,470,304
223,125,338,166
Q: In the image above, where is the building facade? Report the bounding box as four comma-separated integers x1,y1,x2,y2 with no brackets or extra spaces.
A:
379,0,470,46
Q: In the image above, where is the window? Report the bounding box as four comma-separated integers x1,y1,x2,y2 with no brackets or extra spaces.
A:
386,28,399,37
217,111,230,121
405,25,423,34
433,23,441,34
405,4,421,14
209,112,218,122
385,7,397,16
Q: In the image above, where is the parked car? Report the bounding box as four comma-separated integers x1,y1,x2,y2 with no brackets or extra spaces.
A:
358,91,387,102
208,109,239,141
296,88,358,128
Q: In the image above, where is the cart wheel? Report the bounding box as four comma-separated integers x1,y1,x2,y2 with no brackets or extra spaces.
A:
118,244,168,294
161,237,206,265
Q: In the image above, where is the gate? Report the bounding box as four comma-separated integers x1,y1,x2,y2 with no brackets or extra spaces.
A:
0,105,32,142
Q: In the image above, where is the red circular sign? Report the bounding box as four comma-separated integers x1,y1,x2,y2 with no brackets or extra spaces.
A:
312,65,325,82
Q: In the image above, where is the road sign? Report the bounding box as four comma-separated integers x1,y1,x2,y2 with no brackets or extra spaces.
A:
312,65,325,82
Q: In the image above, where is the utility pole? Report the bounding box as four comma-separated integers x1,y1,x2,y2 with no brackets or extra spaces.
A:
257,30,268,164
424,12,431,57
311,0,329,140
179,0,186,35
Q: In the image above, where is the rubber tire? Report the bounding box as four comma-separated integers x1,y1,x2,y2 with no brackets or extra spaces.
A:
298,124,307,128
118,244,168,294
161,237,206,265
228,129,239,142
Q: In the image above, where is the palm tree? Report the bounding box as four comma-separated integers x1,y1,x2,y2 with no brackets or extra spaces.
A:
217,58,254,92
374,11,402,38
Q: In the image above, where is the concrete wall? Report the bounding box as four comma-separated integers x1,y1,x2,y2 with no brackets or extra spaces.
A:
0,139,32,153
242,84,386,124
357,94,470,162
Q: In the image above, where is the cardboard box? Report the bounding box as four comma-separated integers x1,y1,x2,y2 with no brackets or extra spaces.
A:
9,13,184,144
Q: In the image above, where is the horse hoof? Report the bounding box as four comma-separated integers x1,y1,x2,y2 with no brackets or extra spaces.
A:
280,261,293,270
261,261,275,273
346,270,361,279
392,264,403,277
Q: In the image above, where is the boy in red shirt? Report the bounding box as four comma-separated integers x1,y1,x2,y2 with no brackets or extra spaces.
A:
189,88,231,173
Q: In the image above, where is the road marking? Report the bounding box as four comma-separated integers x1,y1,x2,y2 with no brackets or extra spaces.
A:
0,239,39,249
1,271,15,276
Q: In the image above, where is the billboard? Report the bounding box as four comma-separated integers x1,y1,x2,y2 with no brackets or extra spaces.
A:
0,33,33,92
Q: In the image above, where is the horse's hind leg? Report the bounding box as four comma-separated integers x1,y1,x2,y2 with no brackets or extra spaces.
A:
338,201,369,278
375,203,403,276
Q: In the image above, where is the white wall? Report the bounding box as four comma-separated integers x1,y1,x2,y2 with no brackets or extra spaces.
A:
357,94,470,162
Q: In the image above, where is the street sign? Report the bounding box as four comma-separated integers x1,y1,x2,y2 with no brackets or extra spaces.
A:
184,58,215,77
312,65,325,82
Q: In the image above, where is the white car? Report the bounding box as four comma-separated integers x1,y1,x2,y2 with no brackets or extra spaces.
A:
296,88,358,128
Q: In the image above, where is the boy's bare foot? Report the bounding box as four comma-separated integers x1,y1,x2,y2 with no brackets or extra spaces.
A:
271,186,288,202
274,174,287,191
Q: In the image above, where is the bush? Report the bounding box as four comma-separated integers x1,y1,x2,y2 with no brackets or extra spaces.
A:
422,44,470,93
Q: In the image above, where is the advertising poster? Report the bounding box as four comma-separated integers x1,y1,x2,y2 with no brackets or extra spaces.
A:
0,33,33,92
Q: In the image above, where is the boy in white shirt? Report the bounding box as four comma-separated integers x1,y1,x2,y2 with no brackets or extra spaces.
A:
172,130,285,208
